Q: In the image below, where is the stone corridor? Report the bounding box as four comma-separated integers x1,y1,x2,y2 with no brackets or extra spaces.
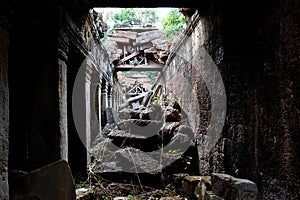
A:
0,0,299,199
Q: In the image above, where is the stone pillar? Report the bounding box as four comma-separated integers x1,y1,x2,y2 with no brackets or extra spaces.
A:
98,74,102,132
107,85,113,108
58,30,69,161
89,63,102,149
85,61,92,163
0,2,11,199
101,80,108,110
101,80,108,127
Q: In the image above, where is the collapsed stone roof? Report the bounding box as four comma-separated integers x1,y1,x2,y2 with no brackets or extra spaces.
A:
102,23,175,71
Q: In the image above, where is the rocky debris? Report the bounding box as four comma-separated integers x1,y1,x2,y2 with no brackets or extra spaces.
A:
75,176,186,200
173,173,190,194
180,173,258,200
211,173,257,200
117,72,153,94
10,160,76,200
126,82,147,97
103,23,173,66
76,172,257,200
115,120,163,137
118,107,153,120
182,175,212,199
119,91,150,109
93,124,195,173
76,188,93,200
90,94,198,186
118,79,158,110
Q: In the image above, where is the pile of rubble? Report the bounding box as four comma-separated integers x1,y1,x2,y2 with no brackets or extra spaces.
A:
176,173,258,200
103,22,174,67
89,91,198,185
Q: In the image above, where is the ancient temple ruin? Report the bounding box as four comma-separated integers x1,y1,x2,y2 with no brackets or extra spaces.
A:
0,0,299,199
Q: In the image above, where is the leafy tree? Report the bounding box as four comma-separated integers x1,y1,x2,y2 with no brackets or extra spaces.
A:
112,8,137,28
161,9,185,38
137,8,159,25
106,8,159,29
101,8,159,42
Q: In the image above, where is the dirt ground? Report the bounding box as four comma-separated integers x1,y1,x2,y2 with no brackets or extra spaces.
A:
76,176,187,200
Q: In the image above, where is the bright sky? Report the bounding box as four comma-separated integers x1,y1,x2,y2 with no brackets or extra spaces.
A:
93,7,174,28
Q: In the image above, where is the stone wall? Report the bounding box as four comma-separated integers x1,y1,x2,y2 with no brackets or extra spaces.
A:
0,1,12,198
3,0,113,198
165,0,300,199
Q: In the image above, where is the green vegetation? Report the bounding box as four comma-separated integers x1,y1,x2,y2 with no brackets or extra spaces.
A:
168,149,183,154
108,8,138,28
163,183,175,193
153,96,163,104
161,9,185,38
75,182,85,188
128,194,134,199
101,8,185,42
101,8,159,42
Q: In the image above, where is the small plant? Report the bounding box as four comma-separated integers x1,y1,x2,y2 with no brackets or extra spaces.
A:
128,194,134,199
163,183,174,193
178,97,182,106
151,190,163,198
152,96,162,104
167,149,183,154
75,182,85,188
102,195,111,200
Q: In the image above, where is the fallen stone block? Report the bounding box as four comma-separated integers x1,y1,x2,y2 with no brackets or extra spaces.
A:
10,159,76,200
194,176,212,200
173,173,189,194
211,173,258,200
182,176,211,199
203,191,224,200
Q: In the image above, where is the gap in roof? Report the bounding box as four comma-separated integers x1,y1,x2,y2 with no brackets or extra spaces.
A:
93,7,174,28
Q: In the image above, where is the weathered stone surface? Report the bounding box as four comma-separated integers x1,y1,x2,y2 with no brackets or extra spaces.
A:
108,37,130,45
136,30,165,45
211,173,257,200
112,30,138,40
203,191,224,200
194,176,212,200
173,173,189,192
116,119,163,137
182,176,211,199
10,160,76,200
0,4,11,199
164,1,300,198
164,107,182,122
